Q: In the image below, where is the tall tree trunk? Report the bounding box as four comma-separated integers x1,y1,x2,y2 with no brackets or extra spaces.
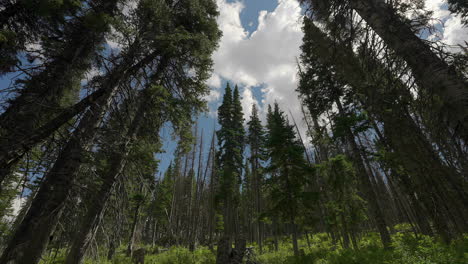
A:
127,201,143,257
341,213,350,249
0,0,118,163
216,236,231,264
0,44,154,263
335,98,392,249
0,90,115,264
0,87,109,190
290,216,300,256
0,43,158,190
348,0,468,139
304,20,468,239
64,62,167,264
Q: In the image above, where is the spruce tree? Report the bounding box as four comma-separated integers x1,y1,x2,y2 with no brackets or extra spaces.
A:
0,0,221,262
246,104,266,253
265,103,310,256
0,0,121,187
215,84,246,264
300,0,468,141
448,0,468,23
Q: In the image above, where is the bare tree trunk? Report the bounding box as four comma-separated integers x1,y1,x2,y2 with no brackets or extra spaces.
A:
216,237,231,264
0,46,158,190
349,0,468,139
335,98,392,249
304,21,468,239
65,149,132,264
0,86,110,185
127,201,143,257
0,1,119,186
341,213,350,249
0,41,157,263
0,86,117,264
64,62,167,263
290,217,300,256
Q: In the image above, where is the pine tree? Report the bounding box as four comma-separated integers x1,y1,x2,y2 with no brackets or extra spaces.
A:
265,103,311,256
0,0,221,262
215,84,246,264
300,0,468,141
246,104,266,253
298,17,468,243
447,0,468,23
0,0,120,187
0,0,81,74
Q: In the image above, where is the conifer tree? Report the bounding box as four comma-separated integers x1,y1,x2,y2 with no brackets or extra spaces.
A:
247,104,266,253
300,0,468,140
0,0,81,73
298,17,468,243
448,0,468,23
0,0,121,187
0,0,221,262
215,84,246,264
265,103,311,256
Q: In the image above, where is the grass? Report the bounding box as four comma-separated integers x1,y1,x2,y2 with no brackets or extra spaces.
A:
254,232,468,264
39,231,468,264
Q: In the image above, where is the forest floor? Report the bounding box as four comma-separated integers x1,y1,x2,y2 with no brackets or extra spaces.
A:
40,227,468,264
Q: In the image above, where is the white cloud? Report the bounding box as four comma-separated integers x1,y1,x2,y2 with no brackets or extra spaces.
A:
425,0,468,48
207,74,222,88
212,0,305,129
122,0,139,17
107,1,140,51
25,42,44,63
204,89,221,103
241,85,257,119
2,195,26,224
443,15,468,46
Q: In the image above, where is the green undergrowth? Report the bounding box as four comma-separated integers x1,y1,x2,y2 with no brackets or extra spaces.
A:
255,232,468,264
39,246,216,264
39,231,468,264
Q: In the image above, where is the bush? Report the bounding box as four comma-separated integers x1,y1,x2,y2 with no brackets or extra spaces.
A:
256,232,468,264
38,232,468,264
145,246,215,264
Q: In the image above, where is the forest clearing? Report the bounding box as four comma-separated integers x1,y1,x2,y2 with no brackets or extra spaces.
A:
0,0,467,263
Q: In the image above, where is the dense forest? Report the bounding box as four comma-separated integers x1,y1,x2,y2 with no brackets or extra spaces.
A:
0,0,467,263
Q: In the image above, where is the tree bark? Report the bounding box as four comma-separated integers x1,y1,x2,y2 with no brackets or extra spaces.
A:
290,217,300,256
127,201,142,257
64,61,167,264
304,20,468,239
0,48,158,189
0,91,115,264
0,45,151,263
0,0,118,146
0,87,108,189
349,0,468,139
335,98,392,249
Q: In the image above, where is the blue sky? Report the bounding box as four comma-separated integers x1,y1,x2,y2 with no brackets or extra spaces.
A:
156,0,468,176
157,0,305,176
234,0,277,32
158,0,279,174
1,0,467,179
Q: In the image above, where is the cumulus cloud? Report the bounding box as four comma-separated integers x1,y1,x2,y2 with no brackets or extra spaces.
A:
212,0,305,126
2,195,26,224
106,0,140,51
425,0,468,47
207,0,466,146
